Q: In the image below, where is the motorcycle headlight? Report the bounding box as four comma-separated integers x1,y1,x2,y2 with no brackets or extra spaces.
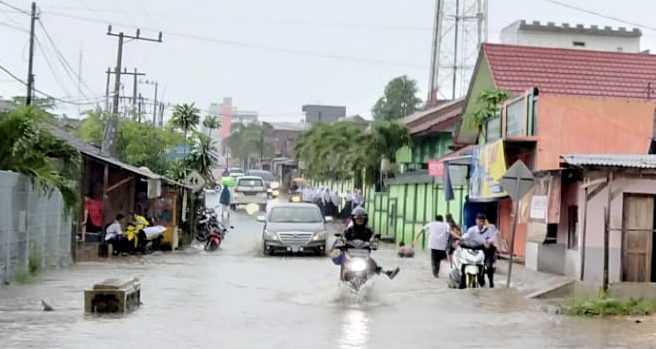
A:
349,259,367,272
291,196,301,202
270,182,280,189
264,230,278,240
312,230,326,241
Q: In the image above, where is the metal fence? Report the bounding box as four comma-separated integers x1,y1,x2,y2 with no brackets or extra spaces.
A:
0,171,73,283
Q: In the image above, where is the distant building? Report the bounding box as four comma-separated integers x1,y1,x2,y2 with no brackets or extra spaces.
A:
0,99,11,112
302,104,346,124
262,121,308,158
207,97,260,158
337,114,370,129
500,20,642,53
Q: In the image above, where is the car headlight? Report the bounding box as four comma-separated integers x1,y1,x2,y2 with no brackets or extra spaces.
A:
272,190,280,196
312,230,326,241
291,196,301,202
348,259,367,272
270,182,280,189
264,230,278,240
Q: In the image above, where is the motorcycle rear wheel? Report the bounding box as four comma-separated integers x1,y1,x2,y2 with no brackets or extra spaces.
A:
205,242,219,252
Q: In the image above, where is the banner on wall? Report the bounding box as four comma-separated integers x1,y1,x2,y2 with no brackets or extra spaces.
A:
522,174,562,243
468,140,507,201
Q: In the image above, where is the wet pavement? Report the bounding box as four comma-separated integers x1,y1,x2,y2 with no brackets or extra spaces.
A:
1,210,655,348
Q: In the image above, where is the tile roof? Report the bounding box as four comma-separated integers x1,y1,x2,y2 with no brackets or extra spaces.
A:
482,43,656,100
561,154,656,169
402,98,464,135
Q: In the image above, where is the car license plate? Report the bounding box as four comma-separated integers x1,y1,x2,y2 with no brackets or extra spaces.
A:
291,246,299,252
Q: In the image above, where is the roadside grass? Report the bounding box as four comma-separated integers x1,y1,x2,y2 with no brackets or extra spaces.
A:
563,297,656,317
12,245,42,284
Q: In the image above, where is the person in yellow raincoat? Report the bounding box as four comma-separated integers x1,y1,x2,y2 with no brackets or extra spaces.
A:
126,213,150,251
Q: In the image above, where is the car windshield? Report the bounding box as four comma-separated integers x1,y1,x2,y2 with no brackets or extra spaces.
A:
237,178,264,187
248,171,275,181
269,206,323,223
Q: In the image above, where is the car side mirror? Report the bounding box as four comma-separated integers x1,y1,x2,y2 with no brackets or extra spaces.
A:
324,216,333,222
256,215,266,223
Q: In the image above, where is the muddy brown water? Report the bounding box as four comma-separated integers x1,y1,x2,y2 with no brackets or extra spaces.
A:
1,212,655,348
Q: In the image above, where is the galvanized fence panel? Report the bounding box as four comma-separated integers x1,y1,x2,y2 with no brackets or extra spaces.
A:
0,171,73,283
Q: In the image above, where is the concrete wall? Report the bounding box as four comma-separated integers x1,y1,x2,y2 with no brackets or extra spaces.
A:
0,171,73,283
580,175,656,283
500,26,640,52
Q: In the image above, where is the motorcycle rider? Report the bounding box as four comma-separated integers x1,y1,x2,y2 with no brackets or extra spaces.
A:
461,213,497,288
338,207,400,279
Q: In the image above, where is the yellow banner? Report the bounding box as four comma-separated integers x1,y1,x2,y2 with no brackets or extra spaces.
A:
468,140,507,201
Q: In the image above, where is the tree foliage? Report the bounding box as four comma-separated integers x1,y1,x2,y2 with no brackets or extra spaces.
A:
170,103,201,149
75,108,184,175
202,115,221,137
372,75,423,121
223,122,270,165
0,106,81,214
294,120,411,182
463,88,511,134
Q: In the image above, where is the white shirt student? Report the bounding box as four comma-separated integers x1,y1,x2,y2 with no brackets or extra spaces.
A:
105,214,125,241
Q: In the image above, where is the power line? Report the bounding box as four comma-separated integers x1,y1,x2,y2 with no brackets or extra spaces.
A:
44,5,433,32
36,18,100,100
42,11,427,69
0,62,99,106
0,0,29,15
542,0,656,32
34,36,73,97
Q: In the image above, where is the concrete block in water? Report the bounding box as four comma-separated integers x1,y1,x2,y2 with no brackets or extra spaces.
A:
84,278,141,314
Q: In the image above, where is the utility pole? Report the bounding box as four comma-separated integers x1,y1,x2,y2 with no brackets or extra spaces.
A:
104,68,111,112
158,103,165,127
105,68,145,118
139,79,159,126
25,2,38,106
101,26,162,156
137,93,143,123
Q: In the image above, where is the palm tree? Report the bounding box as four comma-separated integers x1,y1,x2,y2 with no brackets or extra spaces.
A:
185,132,219,180
0,106,81,213
170,103,201,154
223,123,264,168
202,115,221,138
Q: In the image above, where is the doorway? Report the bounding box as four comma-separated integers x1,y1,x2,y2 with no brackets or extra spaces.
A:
621,194,655,282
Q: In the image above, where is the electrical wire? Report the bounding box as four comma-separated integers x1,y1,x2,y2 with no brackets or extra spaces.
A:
0,62,100,106
42,11,427,69
0,0,28,15
36,18,101,101
542,0,656,32
34,36,74,98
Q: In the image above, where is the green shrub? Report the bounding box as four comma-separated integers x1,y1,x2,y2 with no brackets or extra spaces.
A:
563,297,656,317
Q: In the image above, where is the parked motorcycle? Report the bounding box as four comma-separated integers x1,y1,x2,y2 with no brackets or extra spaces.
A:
334,233,380,291
204,219,233,251
447,239,485,289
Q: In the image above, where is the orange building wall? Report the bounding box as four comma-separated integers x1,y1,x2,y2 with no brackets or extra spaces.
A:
534,95,655,170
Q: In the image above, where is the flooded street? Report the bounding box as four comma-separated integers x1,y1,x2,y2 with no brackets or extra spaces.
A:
1,211,655,348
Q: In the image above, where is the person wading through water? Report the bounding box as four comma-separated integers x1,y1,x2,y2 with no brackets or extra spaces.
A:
445,213,462,267
461,213,497,288
413,214,451,278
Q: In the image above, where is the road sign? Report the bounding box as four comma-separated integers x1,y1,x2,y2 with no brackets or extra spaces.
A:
184,170,206,192
499,160,535,288
427,159,444,177
500,160,535,202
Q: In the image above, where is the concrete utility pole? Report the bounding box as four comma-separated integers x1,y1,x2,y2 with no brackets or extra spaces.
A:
101,26,162,157
25,2,38,105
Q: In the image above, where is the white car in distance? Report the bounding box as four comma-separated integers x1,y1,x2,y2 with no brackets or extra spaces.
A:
230,176,268,211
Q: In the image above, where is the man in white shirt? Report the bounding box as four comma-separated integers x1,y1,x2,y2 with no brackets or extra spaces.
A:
462,213,497,288
105,213,126,256
413,214,451,278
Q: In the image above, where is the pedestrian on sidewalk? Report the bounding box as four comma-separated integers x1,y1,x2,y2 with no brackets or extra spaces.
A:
413,214,451,278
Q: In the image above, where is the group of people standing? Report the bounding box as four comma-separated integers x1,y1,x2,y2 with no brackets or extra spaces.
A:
413,212,498,288
294,185,365,219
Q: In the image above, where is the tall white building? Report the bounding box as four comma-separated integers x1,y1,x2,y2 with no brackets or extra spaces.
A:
500,20,642,53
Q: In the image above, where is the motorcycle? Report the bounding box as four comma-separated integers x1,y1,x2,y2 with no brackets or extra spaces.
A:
204,215,234,252
289,193,302,203
334,233,380,291
447,239,486,289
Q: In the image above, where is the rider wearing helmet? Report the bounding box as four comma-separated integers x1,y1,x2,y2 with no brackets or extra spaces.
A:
342,207,400,279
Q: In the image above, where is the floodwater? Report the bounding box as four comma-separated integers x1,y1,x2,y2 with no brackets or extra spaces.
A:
1,211,655,349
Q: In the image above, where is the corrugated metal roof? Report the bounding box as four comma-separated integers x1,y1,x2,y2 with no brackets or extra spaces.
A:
561,154,656,169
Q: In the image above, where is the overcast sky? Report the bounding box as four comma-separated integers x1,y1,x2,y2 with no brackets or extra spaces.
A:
1,0,655,121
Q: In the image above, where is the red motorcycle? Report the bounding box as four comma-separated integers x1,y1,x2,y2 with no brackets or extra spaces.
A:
204,220,232,252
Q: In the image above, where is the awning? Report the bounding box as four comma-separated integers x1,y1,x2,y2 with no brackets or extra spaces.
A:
440,145,475,166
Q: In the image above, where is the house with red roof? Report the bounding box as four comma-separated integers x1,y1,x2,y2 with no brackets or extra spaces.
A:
450,43,656,274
